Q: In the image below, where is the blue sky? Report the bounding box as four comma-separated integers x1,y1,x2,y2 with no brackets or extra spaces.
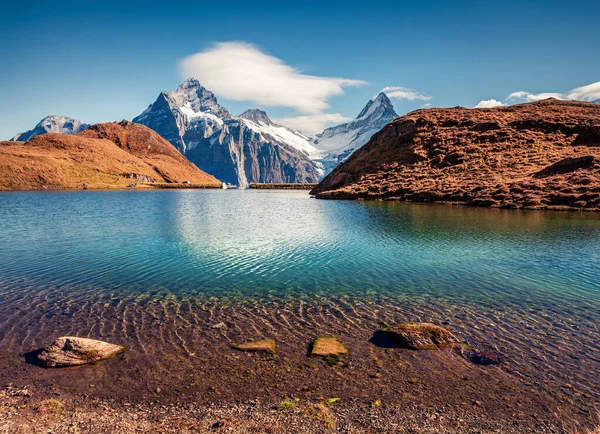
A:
1,0,599,138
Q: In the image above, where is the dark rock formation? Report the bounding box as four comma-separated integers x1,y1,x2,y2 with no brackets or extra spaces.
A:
383,322,458,350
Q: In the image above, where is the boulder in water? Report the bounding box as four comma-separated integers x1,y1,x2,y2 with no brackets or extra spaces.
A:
37,336,125,368
310,336,348,358
383,322,458,350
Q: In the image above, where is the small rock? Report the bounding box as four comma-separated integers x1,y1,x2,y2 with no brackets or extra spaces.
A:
233,339,276,355
310,336,348,358
470,350,503,365
37,337,126,368
211,322,227,329
156,387,161,393
383,322,458,350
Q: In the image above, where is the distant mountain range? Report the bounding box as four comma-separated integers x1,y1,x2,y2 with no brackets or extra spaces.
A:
11,116,89,142
9,80,402,186
133,79,322,187
7,78,397,188
9,87,600,188
311,92,398,173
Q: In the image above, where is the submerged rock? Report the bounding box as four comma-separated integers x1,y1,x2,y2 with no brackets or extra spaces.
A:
37,336,125,368
469,350,503,365
233,339,276,355
384,322,458,350
310,336,348,358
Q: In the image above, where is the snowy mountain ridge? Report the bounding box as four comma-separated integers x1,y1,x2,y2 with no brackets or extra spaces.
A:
310,92,398,174
11,115,89,142
134,79,323,187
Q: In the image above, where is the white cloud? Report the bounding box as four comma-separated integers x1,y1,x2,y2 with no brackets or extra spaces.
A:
179,41,365,114
381,86,431,101
567,81,600,101
505,91,564,103
477,80,600,107
274,113,352,136
474,99,505,108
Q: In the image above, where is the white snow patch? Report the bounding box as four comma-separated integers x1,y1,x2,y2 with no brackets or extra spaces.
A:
241,119,322,159
179,103,223,126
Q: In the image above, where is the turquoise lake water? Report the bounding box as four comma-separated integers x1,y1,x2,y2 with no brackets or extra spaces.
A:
0,189,599,401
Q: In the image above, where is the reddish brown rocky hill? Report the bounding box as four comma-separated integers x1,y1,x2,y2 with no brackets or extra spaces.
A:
0,121,221,190
311,99,600,210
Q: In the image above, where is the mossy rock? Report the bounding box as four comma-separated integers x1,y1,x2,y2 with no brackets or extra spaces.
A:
311,336,348,359
384,322,458,350
233,339,276,355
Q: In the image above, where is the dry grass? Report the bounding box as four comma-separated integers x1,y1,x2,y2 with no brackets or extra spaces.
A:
0,121,221,190
313,99,600,211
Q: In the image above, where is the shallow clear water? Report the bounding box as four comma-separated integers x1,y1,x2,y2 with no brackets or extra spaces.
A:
0,190,599,401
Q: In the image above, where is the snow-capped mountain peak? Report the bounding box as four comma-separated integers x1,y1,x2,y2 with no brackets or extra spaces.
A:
10,115,89,141
239,109,272,125
133,79,324,186
310,93,398,174
169,78,231,120
357,92,395,120
239,109,322,159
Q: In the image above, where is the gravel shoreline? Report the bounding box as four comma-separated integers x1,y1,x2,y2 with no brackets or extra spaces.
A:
2,385,585,433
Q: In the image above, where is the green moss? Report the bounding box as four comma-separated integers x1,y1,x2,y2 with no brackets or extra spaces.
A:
73,348,100,362
39,399,63,413
323,354,341,366
279,399,295,409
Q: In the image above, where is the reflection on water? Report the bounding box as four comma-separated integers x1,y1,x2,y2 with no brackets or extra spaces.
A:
0,190,599,402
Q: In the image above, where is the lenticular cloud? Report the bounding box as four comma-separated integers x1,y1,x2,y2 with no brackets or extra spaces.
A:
179,42,365,114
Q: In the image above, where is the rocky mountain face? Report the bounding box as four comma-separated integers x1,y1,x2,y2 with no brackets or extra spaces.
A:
0,121,221,190
11,115,89,142
134,79,322,187
311,93,398,174
311,99,600,211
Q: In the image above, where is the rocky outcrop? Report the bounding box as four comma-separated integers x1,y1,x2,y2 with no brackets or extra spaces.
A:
311,99,600,211
383,323,458,350
10,115,89,142
37,337,125,367
0,121,221,190
233,339,276,355
134,79,322,187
